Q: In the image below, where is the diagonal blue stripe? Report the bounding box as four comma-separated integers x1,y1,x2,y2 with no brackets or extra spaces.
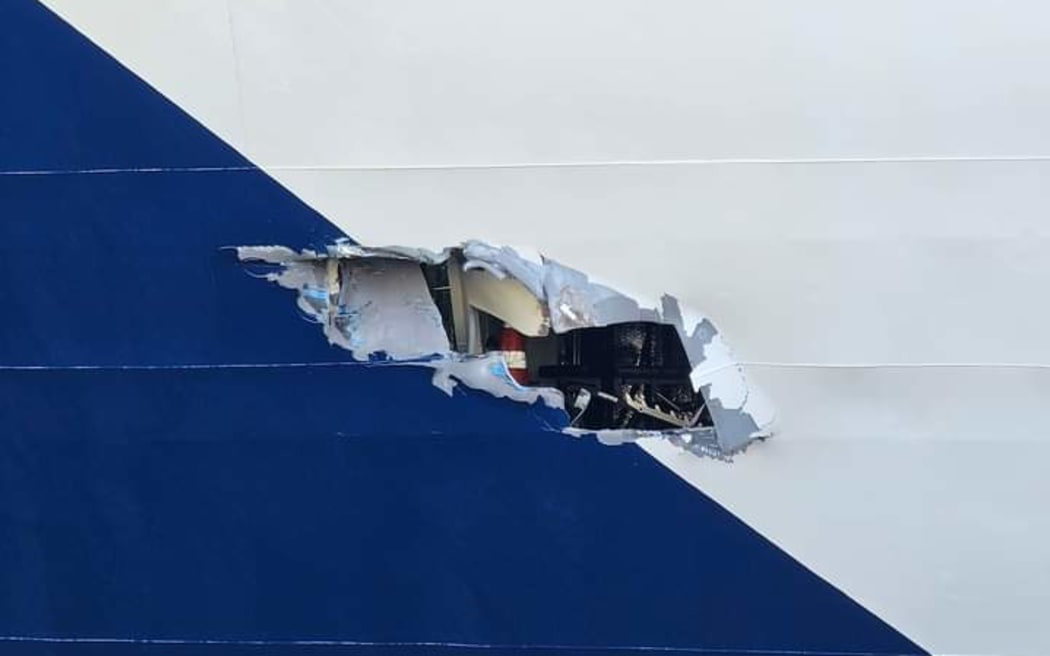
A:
0,2,924,655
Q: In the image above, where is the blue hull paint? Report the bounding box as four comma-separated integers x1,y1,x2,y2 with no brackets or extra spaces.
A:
0,2,923,654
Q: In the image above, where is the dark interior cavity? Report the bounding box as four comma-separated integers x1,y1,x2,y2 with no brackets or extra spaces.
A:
422,261,711,431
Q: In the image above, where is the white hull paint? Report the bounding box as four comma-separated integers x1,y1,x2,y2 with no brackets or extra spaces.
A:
40,1,1050,653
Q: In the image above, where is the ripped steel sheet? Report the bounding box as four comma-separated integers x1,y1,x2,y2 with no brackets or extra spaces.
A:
236,240,774,456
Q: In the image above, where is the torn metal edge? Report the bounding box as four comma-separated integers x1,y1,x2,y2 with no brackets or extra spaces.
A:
236,239,775,457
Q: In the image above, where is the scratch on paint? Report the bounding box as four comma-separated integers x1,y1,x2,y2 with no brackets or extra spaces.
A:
0,635,919,654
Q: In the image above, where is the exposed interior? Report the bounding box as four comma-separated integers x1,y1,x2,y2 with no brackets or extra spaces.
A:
421,254,711,432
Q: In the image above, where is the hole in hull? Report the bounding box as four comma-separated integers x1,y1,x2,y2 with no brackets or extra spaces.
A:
235,240,771,455
422,256,712,432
